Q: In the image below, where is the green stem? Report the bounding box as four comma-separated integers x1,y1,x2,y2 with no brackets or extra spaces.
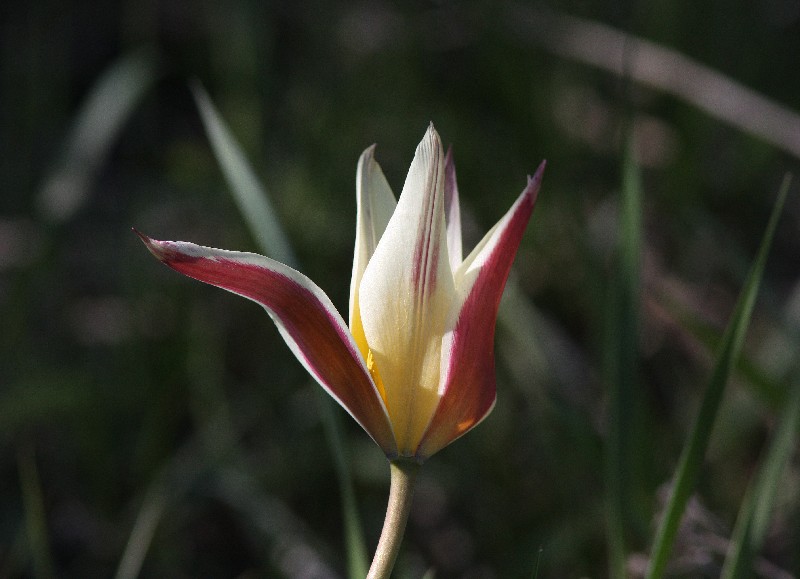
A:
367,459,421,579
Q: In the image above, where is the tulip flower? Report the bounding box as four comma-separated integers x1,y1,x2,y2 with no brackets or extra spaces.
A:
138,123,544,578
138,124,543,459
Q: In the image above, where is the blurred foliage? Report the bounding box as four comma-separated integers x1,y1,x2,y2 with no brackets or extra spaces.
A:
1,0,800,577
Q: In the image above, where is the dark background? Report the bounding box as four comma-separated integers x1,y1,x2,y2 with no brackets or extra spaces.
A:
2,0,799,577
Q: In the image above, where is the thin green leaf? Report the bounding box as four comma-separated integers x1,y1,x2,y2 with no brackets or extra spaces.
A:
646,175,790,579
531,546,544,579
17,441,55,579
720,177,796,579
38,48,158,222
211,467,341,576
319,396,370,578
114,484,169,579
721,378,800,579
605,134,642,579
191,82,296,266
191,85,368,578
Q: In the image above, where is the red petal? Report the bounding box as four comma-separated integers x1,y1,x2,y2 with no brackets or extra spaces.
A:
416,162,545,458
137,231,398,456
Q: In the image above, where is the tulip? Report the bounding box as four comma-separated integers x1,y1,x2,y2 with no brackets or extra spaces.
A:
139,123,543,459
138,123,544,577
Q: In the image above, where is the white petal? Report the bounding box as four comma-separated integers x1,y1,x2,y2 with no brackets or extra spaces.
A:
358,124,456,455
349,145,397,358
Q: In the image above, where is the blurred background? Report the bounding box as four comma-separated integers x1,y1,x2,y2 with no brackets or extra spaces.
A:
2,0,800,577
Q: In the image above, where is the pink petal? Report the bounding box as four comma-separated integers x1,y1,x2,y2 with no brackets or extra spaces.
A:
137,231,398,456
416,161,545,459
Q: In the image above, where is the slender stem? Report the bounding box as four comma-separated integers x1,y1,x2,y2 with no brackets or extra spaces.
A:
367,459,421,579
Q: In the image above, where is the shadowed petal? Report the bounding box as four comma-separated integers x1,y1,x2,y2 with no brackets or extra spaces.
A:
359,124,456,455
349,145,397,364
137,232,398,456
444,147,463,271
416,162,545,459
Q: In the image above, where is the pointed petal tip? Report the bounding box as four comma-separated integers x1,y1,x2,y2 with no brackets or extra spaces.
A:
360,143,377,159
133,228,160,256
523,160,547,204
423,122,441,145
528,159,547,183
530,159,547,185
133,229,183,263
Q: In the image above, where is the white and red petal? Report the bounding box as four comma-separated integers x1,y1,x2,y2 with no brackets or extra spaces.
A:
358,124,456,456
137,232,398,456
416,162,545,459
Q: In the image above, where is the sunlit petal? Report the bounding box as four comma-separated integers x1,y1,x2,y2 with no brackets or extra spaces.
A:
349,145,397,363
359,125,456,455
137,232,398,456
416,162,545,458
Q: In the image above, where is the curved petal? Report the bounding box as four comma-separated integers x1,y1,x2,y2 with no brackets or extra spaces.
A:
416,161,545,459
358,124,455,455
349,145,397,363
137,232,398,456
444,146,463,271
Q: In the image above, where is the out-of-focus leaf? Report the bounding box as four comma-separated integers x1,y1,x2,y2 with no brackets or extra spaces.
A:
505,4,800,160
605,134,642,579
319,398,370,579
646,175,790,579
17,442,55,579
191,85,367,578
191,82,296,266
212,467,341,578
720,177,797,579
38,49,158,221
114,485,168,579
720,376,800,579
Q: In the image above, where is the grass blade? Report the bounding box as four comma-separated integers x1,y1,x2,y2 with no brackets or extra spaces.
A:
720,177,796,579
604,134,642,579
17,441,55,579
645,175,790,579
318,401,369,578
720,377,800,579
38,49,158,222
114,485,168,579
191,82,296,266
191,86,368,578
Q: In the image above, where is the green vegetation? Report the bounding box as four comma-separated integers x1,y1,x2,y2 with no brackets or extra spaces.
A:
1,2,798,576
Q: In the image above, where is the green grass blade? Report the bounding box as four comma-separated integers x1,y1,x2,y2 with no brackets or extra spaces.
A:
605,134,642,579
319,397,370,578
17,441,55,579
191,86,368,578
720,378,800,579
38,48,158,222
191,82,296,266
720,177,796,579
646,175,790,579
114,485,169,579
